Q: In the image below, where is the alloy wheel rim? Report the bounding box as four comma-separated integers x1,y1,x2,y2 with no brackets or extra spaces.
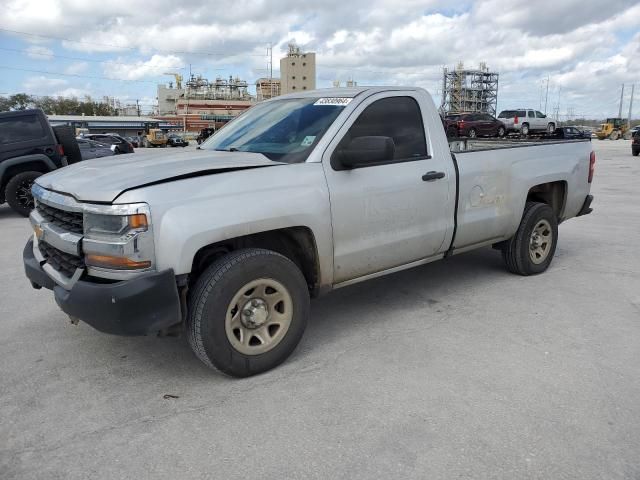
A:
225,278,293,355
16,179,35,208
529,219,552,264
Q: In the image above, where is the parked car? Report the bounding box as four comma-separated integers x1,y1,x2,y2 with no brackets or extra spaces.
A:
498,109,556,136
124,136,139,148
167,135,189,147
632,130,640,156
76,138,117,160
83,134,134,154
0,109,82,216
551,126,591,139
24,87,595,377
444,113,506,138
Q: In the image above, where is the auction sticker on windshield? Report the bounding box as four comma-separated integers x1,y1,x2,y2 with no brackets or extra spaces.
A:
314,97,352,106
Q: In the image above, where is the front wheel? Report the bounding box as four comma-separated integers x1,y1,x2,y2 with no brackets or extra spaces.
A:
521,123,530,136
187,248,310,377
497,126,506,137
5,171,42,217
468,128,477,138
502,202,558,276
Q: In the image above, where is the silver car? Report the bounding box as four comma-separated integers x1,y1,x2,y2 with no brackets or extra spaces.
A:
76,138,117,160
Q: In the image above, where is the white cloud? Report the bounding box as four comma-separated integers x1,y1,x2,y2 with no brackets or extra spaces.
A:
26,45,54,59
4,0,640,117
64,62,89,75
103,54,184,80
23,76,68,93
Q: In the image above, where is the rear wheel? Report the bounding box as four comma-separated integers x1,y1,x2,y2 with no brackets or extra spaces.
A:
5,171,42,216
52,125,82,164
187,248,310,377
547,123,556,134
502,202,558,276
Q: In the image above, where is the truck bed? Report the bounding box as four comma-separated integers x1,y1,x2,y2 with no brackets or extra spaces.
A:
449,137,591,153
448,138,593,253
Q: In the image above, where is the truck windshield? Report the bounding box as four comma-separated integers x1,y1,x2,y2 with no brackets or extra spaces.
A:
201,98,347,163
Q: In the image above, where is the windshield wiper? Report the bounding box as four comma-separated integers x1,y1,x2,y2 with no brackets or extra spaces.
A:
214,147,240,152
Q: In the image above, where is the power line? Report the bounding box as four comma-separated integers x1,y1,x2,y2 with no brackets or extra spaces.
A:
0,27,267,58
0,46,186,69
0,65,161,83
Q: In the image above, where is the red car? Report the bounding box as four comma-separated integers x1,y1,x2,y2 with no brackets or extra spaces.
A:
444,113,506,138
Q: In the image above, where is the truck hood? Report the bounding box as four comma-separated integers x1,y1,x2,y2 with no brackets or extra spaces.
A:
36,149,281,203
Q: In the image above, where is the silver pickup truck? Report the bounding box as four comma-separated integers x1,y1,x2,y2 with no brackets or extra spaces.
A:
23,87,595,376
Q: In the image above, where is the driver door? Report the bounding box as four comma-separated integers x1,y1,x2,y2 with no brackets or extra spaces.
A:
321,92,454,284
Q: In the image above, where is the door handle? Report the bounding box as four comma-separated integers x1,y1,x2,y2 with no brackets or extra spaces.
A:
422,171,445,181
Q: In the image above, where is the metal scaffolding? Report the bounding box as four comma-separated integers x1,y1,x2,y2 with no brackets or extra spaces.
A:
440,62,499,116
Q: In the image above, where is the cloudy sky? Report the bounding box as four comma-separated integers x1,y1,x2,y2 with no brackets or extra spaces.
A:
1,0,639,117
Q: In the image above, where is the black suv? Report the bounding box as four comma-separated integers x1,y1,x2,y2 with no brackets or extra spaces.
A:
0,109,81,216
633,130,640,157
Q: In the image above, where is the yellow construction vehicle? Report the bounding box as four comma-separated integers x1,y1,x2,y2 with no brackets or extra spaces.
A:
142,126,167,148
595,118,630,140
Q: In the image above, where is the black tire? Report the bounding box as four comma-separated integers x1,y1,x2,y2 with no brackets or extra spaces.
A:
502,202,558,276
468,128,477,138
5,171,42,216
521,123,530,136
497,126,506,137
446,127,457,138
52,125,82,164
633,148,639,157
547,123,556,134
187,248,310,377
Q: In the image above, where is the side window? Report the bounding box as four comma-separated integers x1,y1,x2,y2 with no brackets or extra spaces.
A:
336,96,427,165
0,115,46,144
536,111,546,118
528,111,535,118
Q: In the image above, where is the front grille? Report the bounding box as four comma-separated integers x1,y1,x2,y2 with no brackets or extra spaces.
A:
38,241,85,278
36,203,83,234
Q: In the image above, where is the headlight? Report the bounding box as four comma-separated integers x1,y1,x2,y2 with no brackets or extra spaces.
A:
82,204,155,273
84,212,148,237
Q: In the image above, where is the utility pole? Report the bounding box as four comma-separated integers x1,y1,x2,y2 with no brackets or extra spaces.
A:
618,83,625,118
544,75,550,115
267,42,273,99
136,99,140,116
628,84,635,128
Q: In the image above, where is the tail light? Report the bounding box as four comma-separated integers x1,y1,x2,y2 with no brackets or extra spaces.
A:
56,144,64,156
514,116,519,125
588,151,595,183
457,120,464,128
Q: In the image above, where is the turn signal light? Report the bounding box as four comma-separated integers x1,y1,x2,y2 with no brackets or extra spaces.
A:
128,213,148,230
86,254,151,270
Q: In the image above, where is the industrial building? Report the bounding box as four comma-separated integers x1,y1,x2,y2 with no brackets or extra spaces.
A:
47,115,181,137
280,44,316,94
440,62,499,116
256,78,281,101
157,74,255,131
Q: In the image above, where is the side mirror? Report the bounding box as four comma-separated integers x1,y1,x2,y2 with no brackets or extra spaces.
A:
336,136,395,169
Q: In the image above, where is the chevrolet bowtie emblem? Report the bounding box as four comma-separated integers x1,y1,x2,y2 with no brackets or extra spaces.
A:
33,224,44,240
